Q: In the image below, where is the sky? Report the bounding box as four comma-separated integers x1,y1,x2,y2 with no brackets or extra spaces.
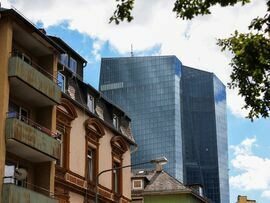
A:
2,0,270,202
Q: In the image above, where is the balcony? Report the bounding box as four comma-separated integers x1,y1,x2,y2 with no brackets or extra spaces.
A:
8,56,61,106
2,184,58,203
5,114,60,162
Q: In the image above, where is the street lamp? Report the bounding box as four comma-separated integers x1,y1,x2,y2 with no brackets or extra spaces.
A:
94,156,168,203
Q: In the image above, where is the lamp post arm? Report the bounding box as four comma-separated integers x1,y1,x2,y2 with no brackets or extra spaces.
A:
94,160,152,203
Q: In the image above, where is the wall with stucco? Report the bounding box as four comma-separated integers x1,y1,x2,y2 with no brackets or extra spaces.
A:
69,191,84,203
122,148,131,199
69,107,87,177
98,127,113,189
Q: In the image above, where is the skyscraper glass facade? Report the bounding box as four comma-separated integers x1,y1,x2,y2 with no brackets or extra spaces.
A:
100,56,183,181
181,66,229,203
99,56,229,203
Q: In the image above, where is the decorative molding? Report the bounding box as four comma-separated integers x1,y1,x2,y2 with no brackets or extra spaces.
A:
85,117,105,141
111,135,128,157
60,98,78,119
56,98,77,171
65,172,87,189
55,166,131,202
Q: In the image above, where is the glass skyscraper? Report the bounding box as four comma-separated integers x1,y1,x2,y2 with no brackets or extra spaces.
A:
99,56,229,203
181,66,229,203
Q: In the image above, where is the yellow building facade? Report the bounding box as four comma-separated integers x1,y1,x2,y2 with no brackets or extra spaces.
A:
237,195,256,203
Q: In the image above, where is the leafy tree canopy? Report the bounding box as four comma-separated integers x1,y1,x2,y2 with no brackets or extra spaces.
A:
111,0,270,120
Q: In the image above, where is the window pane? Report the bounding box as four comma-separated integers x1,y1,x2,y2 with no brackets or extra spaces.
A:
60,54,69,67
57,72,66,92
87,94,95,113
113,162,120,193
69,57,77,73
87,148,95,181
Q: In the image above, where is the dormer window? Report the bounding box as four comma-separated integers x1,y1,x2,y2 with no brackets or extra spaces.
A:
59,54,77,73
87,94,95,113
69,57,77,73
132,179,143,190
59,54,69,67
113,114,119,129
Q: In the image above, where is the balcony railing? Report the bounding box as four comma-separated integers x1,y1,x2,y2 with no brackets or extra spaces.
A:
7,112,58,138
8,56,61,104
5,112,61,161
11,53,60,85
2,180,58,203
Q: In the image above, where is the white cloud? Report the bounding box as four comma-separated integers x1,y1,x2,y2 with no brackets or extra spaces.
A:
1,0,268,117
92,39,104,61
262,190,270,199
230,137,270,198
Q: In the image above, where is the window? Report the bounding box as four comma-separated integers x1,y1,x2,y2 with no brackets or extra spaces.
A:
12,48,32,65
69,57,77,73
19,108,28,123
4,163,27,187
87,147,96,181
8,102,28,122
59,54,69,67
59,54,77,73
112,161,121,194
113,114,119,129
87,94,95,113
132,179,143,190
57,72,66,92
4,164,15,184
56,130,64,167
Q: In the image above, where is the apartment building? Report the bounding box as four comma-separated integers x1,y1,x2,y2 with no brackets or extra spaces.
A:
0,8,136,203
50,36,136,203
0,7,62,203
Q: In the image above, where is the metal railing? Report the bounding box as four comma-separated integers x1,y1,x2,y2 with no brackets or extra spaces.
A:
6,112,58,138
3,176,58,198
10,54,60,85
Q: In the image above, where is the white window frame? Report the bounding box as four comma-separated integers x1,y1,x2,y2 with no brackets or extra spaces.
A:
87,94,95,113
69,56,77,73
132,179,143,190
57,72,66,92
113,114,119,129
56,130,64,167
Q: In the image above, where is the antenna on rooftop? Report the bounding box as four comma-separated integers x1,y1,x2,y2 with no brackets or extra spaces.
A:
130,44,134,57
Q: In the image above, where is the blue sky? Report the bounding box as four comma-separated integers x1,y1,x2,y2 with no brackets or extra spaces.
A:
48,24,270,203
3,0,270,202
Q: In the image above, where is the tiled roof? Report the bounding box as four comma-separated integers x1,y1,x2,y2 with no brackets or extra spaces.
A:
144,171,191,193
132,170,210,203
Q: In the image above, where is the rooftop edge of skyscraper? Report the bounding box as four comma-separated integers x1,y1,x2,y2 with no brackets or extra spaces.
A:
101,55,226,87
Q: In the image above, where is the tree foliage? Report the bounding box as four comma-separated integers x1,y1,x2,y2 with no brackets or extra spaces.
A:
110,0,134,24
218,0,270,120
111,0,270,120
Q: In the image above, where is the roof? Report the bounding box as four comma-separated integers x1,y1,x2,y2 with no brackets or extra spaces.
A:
132,170,209,203
141,171,190,193
0,8,64,53
48,36,87,64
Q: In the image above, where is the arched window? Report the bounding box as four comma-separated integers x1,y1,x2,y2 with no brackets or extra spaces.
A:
84,118,105,183
110,136,128,195
56,98,77,169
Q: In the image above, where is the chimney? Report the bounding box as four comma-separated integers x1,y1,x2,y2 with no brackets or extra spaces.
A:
38,28,46,35
189,184,204,197
156,163,163,172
